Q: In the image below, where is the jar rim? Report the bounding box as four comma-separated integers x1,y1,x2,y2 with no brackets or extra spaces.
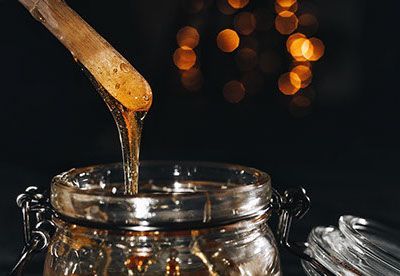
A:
51,161,272,230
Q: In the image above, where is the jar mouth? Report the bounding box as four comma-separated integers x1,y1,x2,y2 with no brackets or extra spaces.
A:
51,161,272,230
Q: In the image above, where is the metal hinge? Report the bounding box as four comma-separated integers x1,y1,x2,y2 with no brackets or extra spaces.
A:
10,186,55,276
273,187,335,276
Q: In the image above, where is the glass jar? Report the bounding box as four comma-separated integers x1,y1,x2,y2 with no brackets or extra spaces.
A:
42,161,280,275
11,162,400,275
302,215,400,275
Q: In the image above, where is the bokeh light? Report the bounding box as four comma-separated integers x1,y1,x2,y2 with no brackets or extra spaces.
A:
227,0,250,9
289,37,313,61
181,67,204,91
286,32,306,52
177,26,200,50
234,12,257,35
278,72,301,95
276,0,297,8
235,48,258,71
174,0,324,109
291,65,312,88
217,0,237,15
217,29,240,53
275,1,298,13
173,48,197,70
275,11,298,35
308,37,325,61
298,13,319,36
223,80,246,103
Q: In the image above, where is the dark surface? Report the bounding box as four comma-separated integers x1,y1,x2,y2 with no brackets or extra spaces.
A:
1,0,400,275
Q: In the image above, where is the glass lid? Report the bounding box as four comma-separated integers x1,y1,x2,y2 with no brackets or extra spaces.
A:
50,161,272,230
303,215,400,275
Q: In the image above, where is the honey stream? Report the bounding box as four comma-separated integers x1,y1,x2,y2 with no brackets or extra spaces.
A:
19,0,153,194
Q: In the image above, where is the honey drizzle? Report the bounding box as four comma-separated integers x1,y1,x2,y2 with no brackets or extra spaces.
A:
18,0,153,194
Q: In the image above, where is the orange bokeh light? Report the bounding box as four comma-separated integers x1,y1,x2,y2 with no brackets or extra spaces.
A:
227,0,249,9
308,38,325,61
289,37,313,61
276,0,297,8
278,72,301,95
275,1,298,13
234,12,257,35
217,29,240,53
177,26,200,50
181,67,203,91
275,11,298,35
291,65,312,88
173,48,197,70
223,80,246,103
286,32,306,52
288,35,325,61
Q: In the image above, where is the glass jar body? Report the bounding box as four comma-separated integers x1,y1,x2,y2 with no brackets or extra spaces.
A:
44,161,279,275
44,215,281,275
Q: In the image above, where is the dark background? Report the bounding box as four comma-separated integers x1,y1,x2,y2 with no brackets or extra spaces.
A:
1,0,400,275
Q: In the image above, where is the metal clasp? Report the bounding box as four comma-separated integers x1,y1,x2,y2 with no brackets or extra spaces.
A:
10,187,55,276
273,187,334,276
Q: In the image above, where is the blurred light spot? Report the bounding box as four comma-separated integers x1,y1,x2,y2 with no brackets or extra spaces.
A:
241,70,264,94
276,0,297,8
290,95,312,117
275,11,298,35
235,48,258,71
173,48,197,70
289,37,312,61
227,0,249,9
275,1,298,13
217,0,237,15
298,13,319,36
177,26,200,50
217,29,240,52
286,32,306,52
182,0,204,13
308,37,325,61
181,67,204,91
234,12,257,35
223,80,246,103
259,51,281,74
254,8,274,31
301,39,314,59
291,65,312,88
278,72,301,95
